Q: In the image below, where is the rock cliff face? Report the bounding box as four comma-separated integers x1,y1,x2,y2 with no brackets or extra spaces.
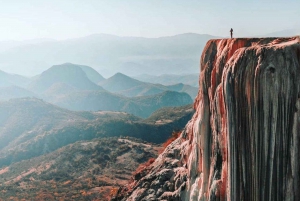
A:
113,37,300,201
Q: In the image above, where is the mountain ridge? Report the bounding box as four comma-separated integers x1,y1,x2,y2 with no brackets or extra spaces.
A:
0,33,219,76
48,90,193,118
100,72,198,98
0,97,194,168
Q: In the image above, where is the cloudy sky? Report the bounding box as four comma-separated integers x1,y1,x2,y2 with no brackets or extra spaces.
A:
0,0,299,40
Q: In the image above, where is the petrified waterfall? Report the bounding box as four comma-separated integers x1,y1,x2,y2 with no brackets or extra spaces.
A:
114,37,300,201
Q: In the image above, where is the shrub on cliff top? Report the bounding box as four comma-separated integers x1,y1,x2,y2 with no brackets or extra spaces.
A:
160,130,181,153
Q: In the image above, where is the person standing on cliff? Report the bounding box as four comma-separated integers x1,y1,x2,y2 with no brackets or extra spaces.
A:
230,28,233,38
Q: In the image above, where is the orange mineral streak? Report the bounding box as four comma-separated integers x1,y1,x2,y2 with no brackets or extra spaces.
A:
226,39,247,61
161,131,181,151
132,158,155,177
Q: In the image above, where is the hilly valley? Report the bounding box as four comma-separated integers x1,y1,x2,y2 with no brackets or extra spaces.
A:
0,98,194,168
0,97,193,200
0,137,162,201
48,90,192,118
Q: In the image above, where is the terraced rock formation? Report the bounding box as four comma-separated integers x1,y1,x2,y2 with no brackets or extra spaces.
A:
113,37,300,201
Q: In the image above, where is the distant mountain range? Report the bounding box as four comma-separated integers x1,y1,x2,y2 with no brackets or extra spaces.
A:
263,28,300,37
133,73,199,87
0,63,196,117
0,33,217,76
47,90,192,118
0,31,298,77
0,86,36,100
99,72,198,98
0,70,30,87
0,38,56,53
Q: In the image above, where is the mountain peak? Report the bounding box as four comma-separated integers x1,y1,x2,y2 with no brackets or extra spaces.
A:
99,72,144,93
113,72,128,77
28,63,104,93
45,63,105,84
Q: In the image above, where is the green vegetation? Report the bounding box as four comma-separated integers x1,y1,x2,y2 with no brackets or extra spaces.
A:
0,64,196,200
46,90,193,118
144,104,194,123
0,98,194,168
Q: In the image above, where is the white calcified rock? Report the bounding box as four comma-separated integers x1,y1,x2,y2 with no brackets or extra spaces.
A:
113,37,300,201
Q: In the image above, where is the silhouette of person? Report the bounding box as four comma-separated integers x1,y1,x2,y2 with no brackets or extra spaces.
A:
230,28,233,38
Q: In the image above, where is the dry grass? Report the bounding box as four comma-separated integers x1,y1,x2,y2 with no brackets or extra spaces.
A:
132,158,156,178
159,130,181,153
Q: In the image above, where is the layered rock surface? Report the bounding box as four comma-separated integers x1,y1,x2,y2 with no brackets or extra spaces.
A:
113,37,300,201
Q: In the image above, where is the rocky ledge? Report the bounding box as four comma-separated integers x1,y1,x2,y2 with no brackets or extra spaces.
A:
113,37,300,201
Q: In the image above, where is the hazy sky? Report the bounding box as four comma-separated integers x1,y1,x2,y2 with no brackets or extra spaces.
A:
0,0,299,41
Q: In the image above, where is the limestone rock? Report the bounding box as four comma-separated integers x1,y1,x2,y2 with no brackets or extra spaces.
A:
113,37,300,201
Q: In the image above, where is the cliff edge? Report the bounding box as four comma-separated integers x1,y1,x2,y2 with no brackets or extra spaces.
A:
113,37,300,201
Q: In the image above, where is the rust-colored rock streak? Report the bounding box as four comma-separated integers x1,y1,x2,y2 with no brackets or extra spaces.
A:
113,37,300,201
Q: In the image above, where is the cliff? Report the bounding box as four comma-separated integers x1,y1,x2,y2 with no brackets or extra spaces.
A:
113,37,300,201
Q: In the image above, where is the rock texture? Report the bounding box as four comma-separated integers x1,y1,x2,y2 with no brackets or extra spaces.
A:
113,37,300,201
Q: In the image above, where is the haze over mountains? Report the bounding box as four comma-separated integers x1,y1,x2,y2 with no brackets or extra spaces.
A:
28,63,104,93
0,30,297,77
0,33,217,76
0,70,30,87
134,73,199,87
0,38,56,53
262,28,300,37
0,98,193,168
0,63,196,118
99,72,198,98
